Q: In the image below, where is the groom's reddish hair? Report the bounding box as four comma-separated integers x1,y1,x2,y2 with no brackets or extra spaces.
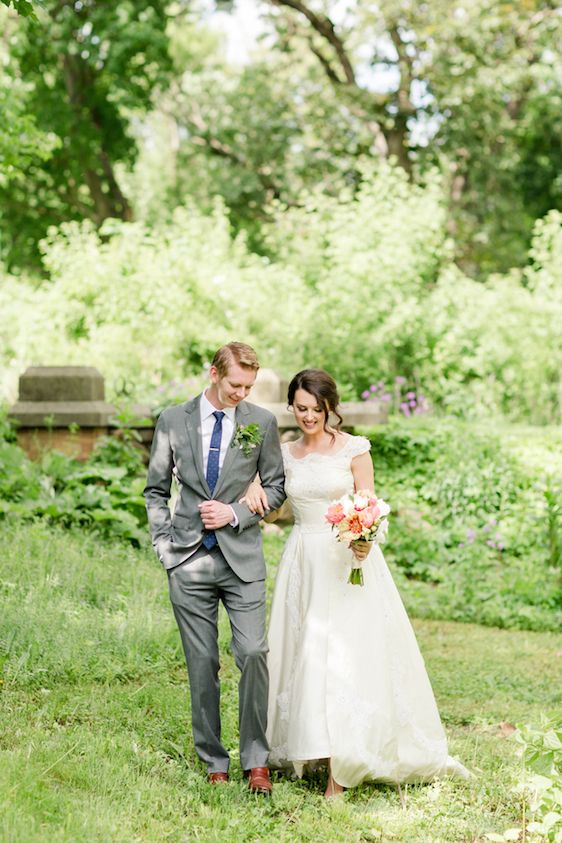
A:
212,342,260,377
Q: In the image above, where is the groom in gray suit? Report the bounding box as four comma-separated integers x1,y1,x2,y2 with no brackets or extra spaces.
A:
144,342,285,793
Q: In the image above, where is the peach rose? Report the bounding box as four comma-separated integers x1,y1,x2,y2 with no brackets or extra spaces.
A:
348,513,364,534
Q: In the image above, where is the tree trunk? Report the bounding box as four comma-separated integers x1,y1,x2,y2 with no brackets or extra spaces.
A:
62,53,132,222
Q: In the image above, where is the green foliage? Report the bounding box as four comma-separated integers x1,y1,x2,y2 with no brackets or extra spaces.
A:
2,402,560,631
1,0,561,412
365,418,562,631
543,484,562,568
0,518,560,841
3,0,558,272
0,522,176,690
0,0,38,17
0,68,58,180
264,163,448,395
516,717,562,780
421,0,562,275
1,175,560,422
136,0,561,274
0,0,173,269
0,202,309,400
132,22,391,250
271,181,561,421
0,412,147,544
148,376,207,418
489,716,562,843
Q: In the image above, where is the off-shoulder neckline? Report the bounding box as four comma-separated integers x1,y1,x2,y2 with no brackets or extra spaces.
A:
283,433,365,461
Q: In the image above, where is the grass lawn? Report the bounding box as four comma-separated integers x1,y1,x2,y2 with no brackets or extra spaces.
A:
1,521,560,843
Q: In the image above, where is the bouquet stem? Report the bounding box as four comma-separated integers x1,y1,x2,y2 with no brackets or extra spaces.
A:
348,565,364,586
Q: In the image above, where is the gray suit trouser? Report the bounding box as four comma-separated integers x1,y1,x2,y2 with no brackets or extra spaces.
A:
168,545,269,773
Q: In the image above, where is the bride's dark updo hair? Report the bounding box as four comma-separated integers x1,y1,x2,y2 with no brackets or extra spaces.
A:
287,369,343,440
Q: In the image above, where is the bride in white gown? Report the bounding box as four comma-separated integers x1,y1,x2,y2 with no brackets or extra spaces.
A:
246,369,468,798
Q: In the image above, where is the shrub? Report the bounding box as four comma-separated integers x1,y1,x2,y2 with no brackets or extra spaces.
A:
365,418,562,630
0,173,560,424
487,716,562,843
0,412,148,545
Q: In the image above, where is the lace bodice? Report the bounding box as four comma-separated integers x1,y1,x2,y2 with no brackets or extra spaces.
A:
282,435,371,533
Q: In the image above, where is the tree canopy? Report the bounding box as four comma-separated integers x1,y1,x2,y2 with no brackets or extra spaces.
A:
0,0,173,268
0,0,560,422
1,0,559,271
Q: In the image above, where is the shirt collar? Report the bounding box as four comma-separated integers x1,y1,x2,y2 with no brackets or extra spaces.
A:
200,389,236,423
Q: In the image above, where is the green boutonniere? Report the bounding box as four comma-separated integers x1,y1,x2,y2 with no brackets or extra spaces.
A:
231,423,263,456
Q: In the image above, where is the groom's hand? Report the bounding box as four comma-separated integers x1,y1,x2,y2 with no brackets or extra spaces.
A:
198,500,236,530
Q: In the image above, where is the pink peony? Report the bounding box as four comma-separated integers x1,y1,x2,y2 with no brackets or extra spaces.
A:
325,502,346,524
358,507,376,529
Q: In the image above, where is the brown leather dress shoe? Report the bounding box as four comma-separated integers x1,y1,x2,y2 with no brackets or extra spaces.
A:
246,767,272,795
207,772,229,784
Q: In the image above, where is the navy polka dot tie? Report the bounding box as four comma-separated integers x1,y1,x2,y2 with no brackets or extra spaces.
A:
202,410,225,550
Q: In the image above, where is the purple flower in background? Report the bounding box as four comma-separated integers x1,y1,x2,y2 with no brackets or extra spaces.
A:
463,523,504,552
399,402,411,417
361,377,430,416
362,382,393,402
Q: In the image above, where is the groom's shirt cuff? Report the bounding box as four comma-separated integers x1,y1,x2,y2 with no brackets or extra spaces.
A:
229,506,239,528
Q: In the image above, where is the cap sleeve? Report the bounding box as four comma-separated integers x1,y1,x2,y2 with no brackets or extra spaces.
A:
347,435,371,458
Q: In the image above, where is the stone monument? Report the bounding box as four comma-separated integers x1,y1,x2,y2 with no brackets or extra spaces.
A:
9,366,116,460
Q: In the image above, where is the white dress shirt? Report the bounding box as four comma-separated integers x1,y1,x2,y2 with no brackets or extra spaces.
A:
200,390,236,474
200,390,238,526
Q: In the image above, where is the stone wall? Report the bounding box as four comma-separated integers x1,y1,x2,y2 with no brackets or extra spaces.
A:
9,366,388,460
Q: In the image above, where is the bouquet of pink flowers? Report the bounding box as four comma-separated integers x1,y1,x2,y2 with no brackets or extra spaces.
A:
325,490,390,585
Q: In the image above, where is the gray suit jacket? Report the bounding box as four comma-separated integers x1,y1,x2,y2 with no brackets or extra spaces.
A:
144,395,286,582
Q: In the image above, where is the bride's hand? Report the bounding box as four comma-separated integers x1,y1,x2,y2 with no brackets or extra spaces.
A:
350,539,371,561
240,478,270,517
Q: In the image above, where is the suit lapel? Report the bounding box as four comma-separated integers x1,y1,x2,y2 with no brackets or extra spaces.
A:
184,396,211,496
212,401,250,499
